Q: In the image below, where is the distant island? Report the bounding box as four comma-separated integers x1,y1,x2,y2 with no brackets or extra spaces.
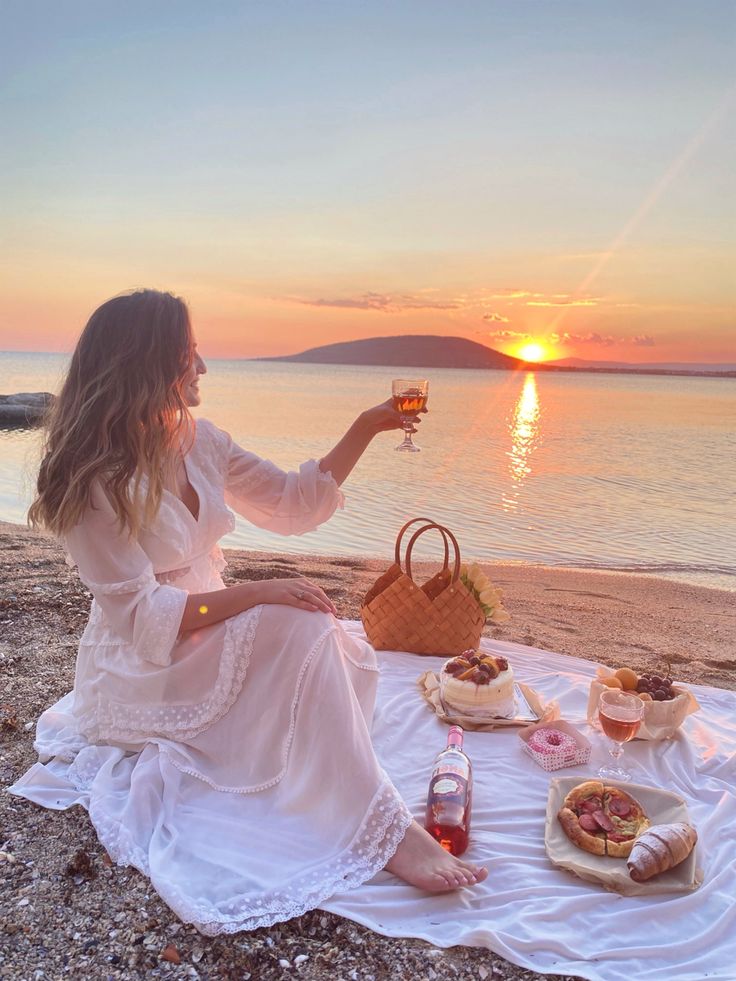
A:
257,335,736,378
259,335,521,370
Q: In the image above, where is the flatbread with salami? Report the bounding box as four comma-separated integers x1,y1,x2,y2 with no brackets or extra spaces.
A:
603,786,650,857
557,780,607,856
557,781,649,858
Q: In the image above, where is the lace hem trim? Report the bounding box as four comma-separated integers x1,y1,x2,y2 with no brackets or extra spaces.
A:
160,623,338,794
67,744,122,790
75,606,262,743
85,773,412,935
137,585,189,666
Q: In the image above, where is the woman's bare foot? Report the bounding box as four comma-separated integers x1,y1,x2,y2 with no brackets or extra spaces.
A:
386,820,488,892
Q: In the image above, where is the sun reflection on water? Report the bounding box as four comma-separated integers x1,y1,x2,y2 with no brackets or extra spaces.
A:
503,372,541,512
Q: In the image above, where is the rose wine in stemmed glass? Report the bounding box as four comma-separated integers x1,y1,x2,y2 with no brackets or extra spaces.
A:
597,689,644,782
391,378,428,452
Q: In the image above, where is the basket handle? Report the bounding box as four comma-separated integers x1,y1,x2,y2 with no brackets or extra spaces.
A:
394,517,449,569
405,522,461,584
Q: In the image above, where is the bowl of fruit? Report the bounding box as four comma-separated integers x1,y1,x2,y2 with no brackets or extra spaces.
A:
586,664,700,740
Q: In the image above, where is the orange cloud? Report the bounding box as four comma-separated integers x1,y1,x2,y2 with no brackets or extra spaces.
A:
527,298,600,307
550,331,615,346
484,329,530,341
483,289,603,307
288,291,460,312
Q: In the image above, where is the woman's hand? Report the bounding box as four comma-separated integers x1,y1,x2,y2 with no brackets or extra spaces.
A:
258,577,337,615
180,576,337,633
360,397,428,436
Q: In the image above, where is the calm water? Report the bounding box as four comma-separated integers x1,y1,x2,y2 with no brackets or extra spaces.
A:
2,351,735,590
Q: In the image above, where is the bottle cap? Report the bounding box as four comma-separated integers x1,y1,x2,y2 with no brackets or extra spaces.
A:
447,725,464,748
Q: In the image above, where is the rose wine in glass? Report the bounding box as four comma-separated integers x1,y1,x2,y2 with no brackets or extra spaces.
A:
598,690,644,782
391,378,428,452
424,726,472,856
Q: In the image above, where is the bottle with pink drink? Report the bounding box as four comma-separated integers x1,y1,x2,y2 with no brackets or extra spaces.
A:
424,725,472,856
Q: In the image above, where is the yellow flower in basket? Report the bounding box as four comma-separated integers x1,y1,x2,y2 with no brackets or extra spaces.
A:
460,563,511,624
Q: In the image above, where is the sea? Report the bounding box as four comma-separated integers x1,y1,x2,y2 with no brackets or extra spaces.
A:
2,351,735,591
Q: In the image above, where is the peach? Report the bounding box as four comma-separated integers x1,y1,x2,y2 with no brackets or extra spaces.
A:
615,667,639,691
600,676,624,690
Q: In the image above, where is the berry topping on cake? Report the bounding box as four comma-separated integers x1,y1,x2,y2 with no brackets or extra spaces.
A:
440,650,517,719
443,651,509,685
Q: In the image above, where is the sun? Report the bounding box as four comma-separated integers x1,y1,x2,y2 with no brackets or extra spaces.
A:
517,341,546,363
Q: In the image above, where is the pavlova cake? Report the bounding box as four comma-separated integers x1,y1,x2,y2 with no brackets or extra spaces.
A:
440,649,516,718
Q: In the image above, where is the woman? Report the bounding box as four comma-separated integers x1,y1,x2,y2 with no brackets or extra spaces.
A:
12,289,486,934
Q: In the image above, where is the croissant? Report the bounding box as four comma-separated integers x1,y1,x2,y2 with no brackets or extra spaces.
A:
627,823,697,881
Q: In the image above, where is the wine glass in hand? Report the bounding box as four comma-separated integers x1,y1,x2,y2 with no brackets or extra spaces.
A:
392,379,429,452
597,689,644,782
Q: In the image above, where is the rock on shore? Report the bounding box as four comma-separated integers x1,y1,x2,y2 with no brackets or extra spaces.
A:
0,393,54,426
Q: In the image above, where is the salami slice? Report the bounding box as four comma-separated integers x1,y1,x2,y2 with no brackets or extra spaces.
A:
578,813,600,833
580,798,603,814
607,797,632,818
592,810,615,833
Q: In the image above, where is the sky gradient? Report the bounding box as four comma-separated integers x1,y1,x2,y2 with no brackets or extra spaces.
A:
1,1,734,363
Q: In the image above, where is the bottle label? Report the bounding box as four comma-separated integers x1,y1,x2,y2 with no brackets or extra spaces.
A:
429,772,468,803
432,776,463,796
434,759,471,781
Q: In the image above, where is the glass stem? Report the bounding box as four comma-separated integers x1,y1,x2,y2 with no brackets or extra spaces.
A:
609,739,624,761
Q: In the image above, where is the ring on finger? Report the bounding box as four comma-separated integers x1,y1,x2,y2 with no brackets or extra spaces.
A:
296,589,305,601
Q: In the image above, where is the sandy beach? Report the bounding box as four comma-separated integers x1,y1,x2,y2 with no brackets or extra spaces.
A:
1,518,734,980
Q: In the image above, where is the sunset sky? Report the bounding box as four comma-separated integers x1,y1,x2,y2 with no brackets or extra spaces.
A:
1,1,734,363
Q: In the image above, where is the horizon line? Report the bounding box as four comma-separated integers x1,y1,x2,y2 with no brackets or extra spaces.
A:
2,346,735,369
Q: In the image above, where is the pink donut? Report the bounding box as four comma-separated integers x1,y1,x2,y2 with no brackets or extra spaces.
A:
528,727,577,755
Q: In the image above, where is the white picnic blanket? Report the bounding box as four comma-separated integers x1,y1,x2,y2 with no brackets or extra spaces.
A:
325,624,736,981
10,622,735,980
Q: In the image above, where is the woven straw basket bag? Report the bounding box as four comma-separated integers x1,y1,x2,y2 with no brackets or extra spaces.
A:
361,518,485,655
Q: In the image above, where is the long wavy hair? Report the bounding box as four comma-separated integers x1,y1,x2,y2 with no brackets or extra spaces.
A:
28,289,195,540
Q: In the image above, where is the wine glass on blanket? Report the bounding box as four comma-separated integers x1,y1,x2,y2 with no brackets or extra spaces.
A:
597,689,644,782
392,379,429,452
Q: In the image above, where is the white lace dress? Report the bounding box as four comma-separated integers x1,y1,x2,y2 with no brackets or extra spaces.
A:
10,418,413,934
